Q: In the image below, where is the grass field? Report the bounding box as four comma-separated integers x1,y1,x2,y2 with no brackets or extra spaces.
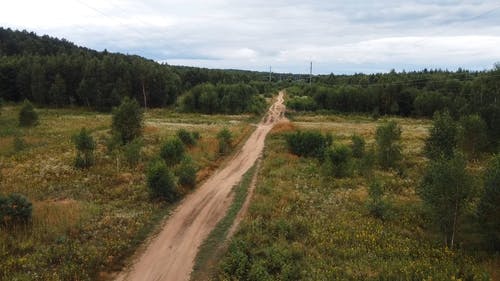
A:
0,105,255,280
214,112,498,281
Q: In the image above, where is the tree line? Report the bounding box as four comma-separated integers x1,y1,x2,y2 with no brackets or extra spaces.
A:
0,27,273,112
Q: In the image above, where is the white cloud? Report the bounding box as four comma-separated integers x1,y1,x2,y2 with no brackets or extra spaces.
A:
1,0,500,73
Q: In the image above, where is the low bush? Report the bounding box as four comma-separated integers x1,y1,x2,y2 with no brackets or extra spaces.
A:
18,100,38,127
217,128,233,155
73,128,95,169
123,138,143,166
322,145,352,178
367,181,392,220
146,159,178,202
177,129,198,146
285,130,332,159
351,134,365,158
160,137,185,166
0,193,33,226
176,157,198,189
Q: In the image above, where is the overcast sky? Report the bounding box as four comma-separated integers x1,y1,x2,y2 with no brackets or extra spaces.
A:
2,0,500,74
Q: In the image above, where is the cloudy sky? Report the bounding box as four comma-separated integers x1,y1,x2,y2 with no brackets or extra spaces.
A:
2,0,500,74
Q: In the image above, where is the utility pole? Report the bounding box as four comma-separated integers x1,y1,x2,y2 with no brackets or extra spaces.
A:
269,66,272,83
309,61,313,86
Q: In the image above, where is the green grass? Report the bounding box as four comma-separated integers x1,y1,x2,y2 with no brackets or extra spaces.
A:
214,117,494,281
191,163,258,281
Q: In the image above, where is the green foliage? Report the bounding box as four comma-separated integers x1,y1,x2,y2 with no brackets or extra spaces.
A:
160,137,186,166
48,73,67,107
73,128,95,168
18,100,38,127
123,138,143,166
176,157,197,189
424,110,457,160
13,134,26,152
477,154,500,250
367,181,392,220
418,154,475,249
176,128,198,146
146,159,178,202
458,114,488,159
375,121,402,169
351,134,365,158
217,127,233,155
0,193,33,226
322,145,352,178
358,147,376,177
285,130,332,159
111,97,143,144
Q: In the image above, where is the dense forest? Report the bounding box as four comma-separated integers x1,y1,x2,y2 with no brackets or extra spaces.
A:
0,27,272,111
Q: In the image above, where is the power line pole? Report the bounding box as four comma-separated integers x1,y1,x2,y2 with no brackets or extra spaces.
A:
309,61,313,86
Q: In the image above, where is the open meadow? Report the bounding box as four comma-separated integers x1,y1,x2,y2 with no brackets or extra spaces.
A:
214,112,499,281
0,105,256,280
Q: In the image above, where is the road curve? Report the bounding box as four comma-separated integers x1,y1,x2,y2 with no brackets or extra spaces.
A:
115,91,286,281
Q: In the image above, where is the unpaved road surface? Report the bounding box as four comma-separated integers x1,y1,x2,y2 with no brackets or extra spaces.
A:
115,91,286,281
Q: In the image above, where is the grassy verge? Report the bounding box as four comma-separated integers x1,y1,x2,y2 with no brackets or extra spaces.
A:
191,163,258,281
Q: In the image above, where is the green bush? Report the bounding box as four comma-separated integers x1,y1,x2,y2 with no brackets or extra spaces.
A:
123,138,143,166
285,130,332,159
458,114,488,159
424,110,457,160
176,129,197,146
146,159,178,202
217,128,233,155
13,134,26,152
160,137,185,166
72,128,95,169
477,154,500,250
18,100,38,127
111,97,143,144
322,145,352,178
176,157,197,189
367,181,392,220
375,121,402,169
0,193,33,226
351,134,365,158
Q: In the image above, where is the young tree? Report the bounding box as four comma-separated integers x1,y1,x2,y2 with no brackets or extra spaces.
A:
322,145,352,178
351,134,365,158
285,130,332,159
367,181,391,220
424,110,457,160
160,137,185,166
418,154,474,249
18,100,38,127
176,156,197,189
458,114,488,159
112,97,143,144
477,154,500,250
217,127,233,155
176,129,197,146
123,138,143,167
73,128,95,168
375,121,402,169
147,159,178,202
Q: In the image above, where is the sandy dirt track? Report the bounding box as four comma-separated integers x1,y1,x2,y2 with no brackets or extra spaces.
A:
115,91,286,281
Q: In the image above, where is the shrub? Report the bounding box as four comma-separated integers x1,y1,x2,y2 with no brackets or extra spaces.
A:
375,121,402,169
176,157,197,189
13,135,26,152
111,97,143,144
477,154,500,250
160,137,185,166
367,181,391,220
322,145,352,178
424,110,457,160
217,128,233,155
351,134,365,158
123,138,143,166
359,147,376,178
18,100,38,127
0,193,33,226
285,130,332,159
146,159,178,202
73,128,95,169
458,114,488,159
177,129,197,146
418,153,474,249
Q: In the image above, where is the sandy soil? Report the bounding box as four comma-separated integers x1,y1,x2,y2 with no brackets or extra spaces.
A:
115,91,286,281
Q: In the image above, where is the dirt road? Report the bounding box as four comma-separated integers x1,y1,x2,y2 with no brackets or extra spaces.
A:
115,91,286,281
